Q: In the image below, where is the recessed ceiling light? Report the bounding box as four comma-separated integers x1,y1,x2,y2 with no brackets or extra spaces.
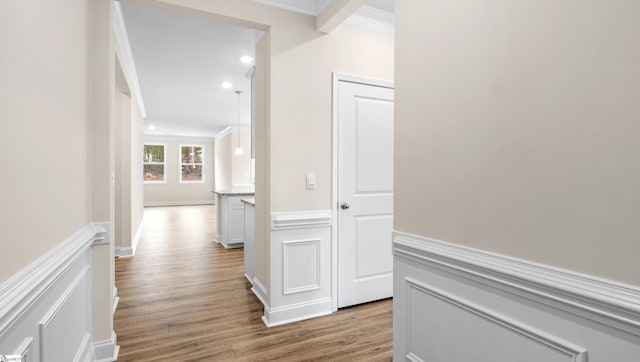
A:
221,82,233,89
240,55,253,64
148,124,156,130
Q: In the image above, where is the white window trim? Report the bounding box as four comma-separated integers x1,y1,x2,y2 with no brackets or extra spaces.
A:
143,143,167,184
179,144,205,184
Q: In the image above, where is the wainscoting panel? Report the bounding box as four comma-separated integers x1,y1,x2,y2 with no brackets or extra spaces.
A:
229,198,246,246
283,239,321,295
405,278,586,362
39,266,91,362
263,211,332,326
0,223,116,362
393,231,640,362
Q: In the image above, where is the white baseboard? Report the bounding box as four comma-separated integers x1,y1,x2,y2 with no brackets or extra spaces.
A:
392,231,640,362
131,217,143,255
220,240,243,249
263,297,333,327
93,331,119,362
0,224,108,362
245,273,254,285
115,218,144,258
144,200,214,207
114,246,134,258
251,277,268,307
74,332,94,362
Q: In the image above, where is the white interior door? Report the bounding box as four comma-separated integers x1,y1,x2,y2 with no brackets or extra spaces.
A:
337,79,394,308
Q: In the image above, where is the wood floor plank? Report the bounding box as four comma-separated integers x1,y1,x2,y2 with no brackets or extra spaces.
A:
115,205,392,361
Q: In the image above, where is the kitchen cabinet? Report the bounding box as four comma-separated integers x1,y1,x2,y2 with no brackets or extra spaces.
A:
214,188,254,248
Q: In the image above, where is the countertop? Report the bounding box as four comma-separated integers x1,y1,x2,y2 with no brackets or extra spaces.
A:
241,198,255,206
212,188,255,196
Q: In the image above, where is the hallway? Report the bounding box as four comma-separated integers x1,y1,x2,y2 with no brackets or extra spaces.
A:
114,205,392,361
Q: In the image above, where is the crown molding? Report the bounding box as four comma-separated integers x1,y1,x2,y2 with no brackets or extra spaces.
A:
214,126,233,140
345,5,394,36
252,0,320,16
252,0,394,36
143,134,215,142
112,1,147,119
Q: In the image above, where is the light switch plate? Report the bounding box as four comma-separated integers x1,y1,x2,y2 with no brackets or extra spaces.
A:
306,172,316,190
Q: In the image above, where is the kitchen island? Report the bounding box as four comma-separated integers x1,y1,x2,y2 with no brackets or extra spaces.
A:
213,188,255,249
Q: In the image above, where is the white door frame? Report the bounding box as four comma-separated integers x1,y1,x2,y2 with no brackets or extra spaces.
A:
331,72,395,311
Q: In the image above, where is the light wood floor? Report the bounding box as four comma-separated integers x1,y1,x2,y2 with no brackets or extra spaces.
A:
114,205,392,361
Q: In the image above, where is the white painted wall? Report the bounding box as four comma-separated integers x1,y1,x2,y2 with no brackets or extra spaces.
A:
215,128,252,190
114,59,145,256
131,97,145,244
214,131,232,190
231,128,252,187
89,0,116,348
0,0,90,283
394,1,640,358
114,0,145,250
395,0,640,287
268,21,394,213
254,31,271,296
115,89,132,251
143,135,215,204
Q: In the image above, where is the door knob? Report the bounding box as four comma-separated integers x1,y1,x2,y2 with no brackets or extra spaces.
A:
340,202,350,210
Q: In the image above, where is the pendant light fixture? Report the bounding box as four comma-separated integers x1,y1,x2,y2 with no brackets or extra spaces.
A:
234,90,244,156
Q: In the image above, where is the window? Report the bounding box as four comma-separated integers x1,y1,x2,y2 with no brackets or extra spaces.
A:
143,144,166,183
180,145,204,183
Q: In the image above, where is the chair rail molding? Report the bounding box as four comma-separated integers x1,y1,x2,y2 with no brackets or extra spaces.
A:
393,231,640,362
271,210,332,230
0,223,114,361
393,232,640,336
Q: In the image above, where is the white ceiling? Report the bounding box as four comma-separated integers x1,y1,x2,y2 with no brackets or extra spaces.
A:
121,0,393,138
121,2,257,137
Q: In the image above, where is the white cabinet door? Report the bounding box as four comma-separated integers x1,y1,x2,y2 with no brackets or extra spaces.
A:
216,195,248,248
228,196,245,246
337,80,394,308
